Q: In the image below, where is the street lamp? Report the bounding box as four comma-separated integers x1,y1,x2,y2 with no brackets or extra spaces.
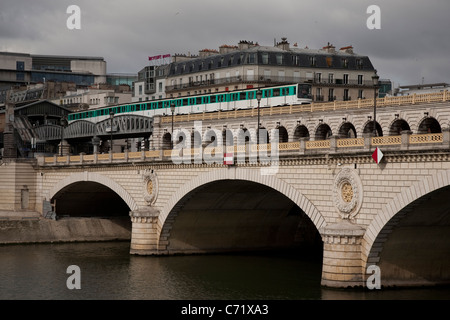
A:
256,89,262,143
170,102,176,148
59,116,68,156
109,111,114,152
372,70,380,136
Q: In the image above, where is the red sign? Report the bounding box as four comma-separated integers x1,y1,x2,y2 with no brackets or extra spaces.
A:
372,147,383,164
148,54,171,61
224,153,234,165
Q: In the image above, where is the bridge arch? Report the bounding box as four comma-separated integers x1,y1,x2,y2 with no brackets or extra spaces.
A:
158,168,327,238
293,124,310,140
314,123,332,140
363,169,450,286
417,116,442,134
389,118,411,135
362,120,383,136
47,171,138,212
338,121,357,138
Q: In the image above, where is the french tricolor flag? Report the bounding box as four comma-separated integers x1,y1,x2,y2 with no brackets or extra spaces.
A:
372,147,383,164
224,153,234,165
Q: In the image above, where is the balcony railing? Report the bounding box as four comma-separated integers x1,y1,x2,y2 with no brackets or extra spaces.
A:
165,75,377,92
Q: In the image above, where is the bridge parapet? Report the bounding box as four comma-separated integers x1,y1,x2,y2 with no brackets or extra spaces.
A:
38,131,448,167
160,90,450,124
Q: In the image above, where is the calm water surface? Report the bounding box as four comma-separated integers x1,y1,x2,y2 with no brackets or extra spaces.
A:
0,241,449,300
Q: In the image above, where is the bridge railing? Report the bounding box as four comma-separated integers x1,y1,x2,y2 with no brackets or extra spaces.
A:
160,90,450,124
39,132,448,166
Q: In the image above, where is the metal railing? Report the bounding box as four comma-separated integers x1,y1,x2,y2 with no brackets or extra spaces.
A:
165,75,377,92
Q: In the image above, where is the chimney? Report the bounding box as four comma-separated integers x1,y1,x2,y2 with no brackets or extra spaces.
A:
238,40,257,50
198,48,219,58
339,46,354,54
219,45,239,54
276,37,290,51
322,42,336,53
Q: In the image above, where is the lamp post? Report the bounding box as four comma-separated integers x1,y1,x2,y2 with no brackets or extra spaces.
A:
372,70,380,136
256,89,262,143
59,116,68,156
170,102,176,148
109,111,114,152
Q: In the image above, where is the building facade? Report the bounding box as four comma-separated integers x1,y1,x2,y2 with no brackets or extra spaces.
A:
164,38,377,102
132,65,169,102
0,52,107,89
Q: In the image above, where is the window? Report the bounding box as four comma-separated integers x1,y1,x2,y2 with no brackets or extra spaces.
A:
328,73,334,83
344,89,350,101
356,59,363,69
310,56,316,66
316,88,323,101
247,53,256,64
343,74,349,84
262,53,269,64
158,82,163,92
292,55,299,66
276,54,283,65
328,88,334,101
342,58,348,68
315,73,322,83
358,75,363,85
16,61,25,71
358,90,364,99
139,85,142,95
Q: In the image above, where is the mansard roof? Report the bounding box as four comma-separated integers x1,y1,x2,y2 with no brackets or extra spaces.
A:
168,45,374,76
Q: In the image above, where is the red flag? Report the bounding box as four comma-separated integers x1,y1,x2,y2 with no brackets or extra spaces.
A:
372,147,383,164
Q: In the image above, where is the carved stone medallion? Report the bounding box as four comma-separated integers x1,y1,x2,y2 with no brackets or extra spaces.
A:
142,170,158,205
332,168,363,219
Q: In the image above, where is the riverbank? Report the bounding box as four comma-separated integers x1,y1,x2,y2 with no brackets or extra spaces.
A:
0,215,131,244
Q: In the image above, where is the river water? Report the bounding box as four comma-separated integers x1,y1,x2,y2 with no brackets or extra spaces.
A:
0,241,449,301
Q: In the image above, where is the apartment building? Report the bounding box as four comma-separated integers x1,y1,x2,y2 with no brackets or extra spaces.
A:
164,38,377,102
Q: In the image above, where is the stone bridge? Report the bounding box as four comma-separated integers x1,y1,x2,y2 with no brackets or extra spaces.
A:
31,129,450,289
4,91,450,289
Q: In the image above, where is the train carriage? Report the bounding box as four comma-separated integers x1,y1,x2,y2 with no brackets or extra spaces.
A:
67,83,312,123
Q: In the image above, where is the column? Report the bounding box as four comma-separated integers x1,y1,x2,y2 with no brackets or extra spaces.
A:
400,130,412,151
320,220,365,288
129,207,160,255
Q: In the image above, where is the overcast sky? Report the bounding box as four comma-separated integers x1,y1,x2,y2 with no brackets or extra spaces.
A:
1,0,449,87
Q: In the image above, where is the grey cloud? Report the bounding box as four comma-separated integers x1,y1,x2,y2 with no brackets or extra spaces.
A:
0,0,449,85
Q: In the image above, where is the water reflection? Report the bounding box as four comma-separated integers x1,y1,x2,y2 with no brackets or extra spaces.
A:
0,241,449,300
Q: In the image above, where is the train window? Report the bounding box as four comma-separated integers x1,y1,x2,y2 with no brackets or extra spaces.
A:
210,95,216,103
240,92,246,100
248,91,254,100
273,89,280,97
196,97,202,104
